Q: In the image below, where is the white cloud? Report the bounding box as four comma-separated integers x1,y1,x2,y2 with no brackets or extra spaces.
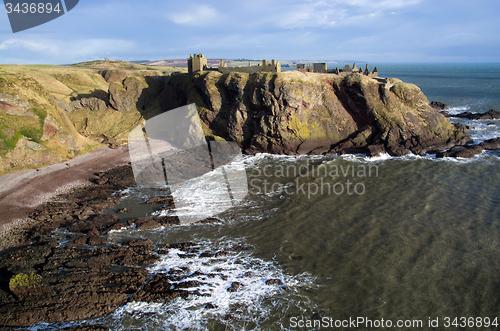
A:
0,37,136,63
277,3,338,28
335,0,421,8
169,4,221,26
259,0,418,29
0,39,60,54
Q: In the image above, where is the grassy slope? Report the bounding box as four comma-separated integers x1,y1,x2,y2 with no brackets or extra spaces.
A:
0,61,186,176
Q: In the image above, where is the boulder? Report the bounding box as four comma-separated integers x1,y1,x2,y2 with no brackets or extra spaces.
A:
436,145,484,158
436,137,500,158
430,101,450,110
480,137,500,150
453,109,500,120
69,97,107,112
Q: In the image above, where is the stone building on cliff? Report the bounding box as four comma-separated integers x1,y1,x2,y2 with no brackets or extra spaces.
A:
187,54,376,77
188,54,208,74
188,53,281,74
218,59,281,74
296,62,378,77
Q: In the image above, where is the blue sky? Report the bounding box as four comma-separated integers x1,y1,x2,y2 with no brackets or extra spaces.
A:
0,0,499,64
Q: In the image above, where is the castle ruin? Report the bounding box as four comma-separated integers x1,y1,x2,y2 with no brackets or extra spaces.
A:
188,54,280,74
187,54,377,77
296,62,378,77
188,54,208,74
218,59,281,74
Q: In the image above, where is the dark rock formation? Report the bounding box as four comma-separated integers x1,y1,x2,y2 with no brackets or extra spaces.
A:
164,72,469,156
0,165,225,328
265,279,282,286
108,74,168,113
227,281,243,292
453,109,500,120
436,137,500,158
142,196,174,204
70,97,107,112
430,101,450,110
479,137,500,150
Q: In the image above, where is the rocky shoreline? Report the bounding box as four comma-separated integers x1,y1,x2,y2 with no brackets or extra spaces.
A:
0,164,258,329
428,101,500,158
1,136,499,328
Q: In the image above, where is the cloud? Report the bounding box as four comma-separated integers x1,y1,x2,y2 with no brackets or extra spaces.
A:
0,37,136,63
0,39,60,54
335,0,420,8
259,0,419,29
276,3,338,28
168,4,221,26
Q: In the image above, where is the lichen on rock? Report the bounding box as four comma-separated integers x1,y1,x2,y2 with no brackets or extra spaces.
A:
165,71,469,156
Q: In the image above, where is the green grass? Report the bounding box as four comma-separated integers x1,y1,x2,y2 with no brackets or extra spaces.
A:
23,64,69,68
0,60,187,175
0,110,44,154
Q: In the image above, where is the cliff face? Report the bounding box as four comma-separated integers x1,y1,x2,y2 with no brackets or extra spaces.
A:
0,63,469,176
165,71,468,156
0,62,181,176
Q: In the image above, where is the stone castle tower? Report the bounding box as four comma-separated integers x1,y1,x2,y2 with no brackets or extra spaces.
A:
188,54,207,74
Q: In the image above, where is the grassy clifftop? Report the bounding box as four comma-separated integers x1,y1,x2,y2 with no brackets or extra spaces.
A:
0,61,186,176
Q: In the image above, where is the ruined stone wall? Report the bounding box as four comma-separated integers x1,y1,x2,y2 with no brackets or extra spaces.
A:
313,63,327,72
218,59,280,74
218,66,266,74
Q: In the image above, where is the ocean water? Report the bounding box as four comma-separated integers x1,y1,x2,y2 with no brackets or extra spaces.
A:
379,63,500,115
379,63,500,143
33,64,500,330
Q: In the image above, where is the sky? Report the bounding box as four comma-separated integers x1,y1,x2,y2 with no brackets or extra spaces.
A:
0,0,499,64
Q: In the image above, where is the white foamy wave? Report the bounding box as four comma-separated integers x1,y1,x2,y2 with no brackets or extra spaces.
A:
113,186,172,202
107,224,135,235
244,153,325,168
150,160,249,223
338,153,393,164
457,119,500,143
111,187,131,197
104,240,316,330
446,105,471,115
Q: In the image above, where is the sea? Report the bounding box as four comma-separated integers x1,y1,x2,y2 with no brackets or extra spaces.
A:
34,63,500,330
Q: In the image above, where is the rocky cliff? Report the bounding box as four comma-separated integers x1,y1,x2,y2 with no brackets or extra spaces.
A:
164,71,469,156
0,62,182,176
0,62,470,176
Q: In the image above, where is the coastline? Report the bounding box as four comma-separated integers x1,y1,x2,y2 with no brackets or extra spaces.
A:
0,159,231,328
0,145,130,252
0,144,499,328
